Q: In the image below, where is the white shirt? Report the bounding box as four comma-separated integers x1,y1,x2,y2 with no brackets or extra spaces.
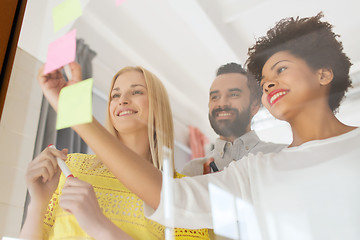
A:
181,130,286,176
145,128,360,240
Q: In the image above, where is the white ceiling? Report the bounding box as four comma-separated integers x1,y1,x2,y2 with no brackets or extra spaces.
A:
19,0,360,144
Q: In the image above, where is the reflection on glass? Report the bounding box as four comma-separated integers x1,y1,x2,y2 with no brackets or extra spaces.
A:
1,0,360,239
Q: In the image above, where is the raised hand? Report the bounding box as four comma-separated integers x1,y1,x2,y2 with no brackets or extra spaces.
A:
37,62,82,111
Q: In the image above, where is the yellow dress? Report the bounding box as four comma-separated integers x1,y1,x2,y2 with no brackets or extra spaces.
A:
43,153,209,239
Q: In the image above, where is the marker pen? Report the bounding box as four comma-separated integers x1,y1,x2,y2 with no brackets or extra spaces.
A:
48,144,74,178
209,161,219,172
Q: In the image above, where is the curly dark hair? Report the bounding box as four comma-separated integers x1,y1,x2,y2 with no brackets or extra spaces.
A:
216,62,262,106
246,12,352,112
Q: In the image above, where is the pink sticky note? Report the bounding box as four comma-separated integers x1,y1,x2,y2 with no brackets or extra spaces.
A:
116,0,126,6
44,29,77,74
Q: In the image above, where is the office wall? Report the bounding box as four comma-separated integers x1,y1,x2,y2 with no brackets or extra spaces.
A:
0,47,42,238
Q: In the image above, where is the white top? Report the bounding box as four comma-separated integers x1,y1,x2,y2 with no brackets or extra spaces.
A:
145,128,360,240
181,130,286,176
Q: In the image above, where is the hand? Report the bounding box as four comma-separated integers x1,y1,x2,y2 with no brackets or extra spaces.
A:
203,157,215,174
20,146,67,240
59,178,134,239
59,178,107,236
26,147,68,208
37,62,82,111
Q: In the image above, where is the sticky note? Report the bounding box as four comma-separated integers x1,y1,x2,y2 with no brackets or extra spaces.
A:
56,78,93,130
44,29,77,74
52,0,82,32
116,0,126,6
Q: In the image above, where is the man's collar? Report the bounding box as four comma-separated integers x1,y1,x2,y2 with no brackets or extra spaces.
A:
214,138,228,158
234,130,260,149
214,131,260,157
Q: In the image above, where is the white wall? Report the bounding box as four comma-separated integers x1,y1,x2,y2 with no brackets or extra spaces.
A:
0,48,43,238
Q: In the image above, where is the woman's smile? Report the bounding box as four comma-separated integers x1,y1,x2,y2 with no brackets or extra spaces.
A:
267,89,290,106
116,108,138,117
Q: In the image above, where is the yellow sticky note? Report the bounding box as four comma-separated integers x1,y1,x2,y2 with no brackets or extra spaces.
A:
56,78,93,130
52,0,83,32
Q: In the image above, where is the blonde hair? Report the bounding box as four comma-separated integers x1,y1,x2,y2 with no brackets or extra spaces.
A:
105,66,174,172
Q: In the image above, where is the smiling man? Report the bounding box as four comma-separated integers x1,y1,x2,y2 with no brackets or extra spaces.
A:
182,63,286,176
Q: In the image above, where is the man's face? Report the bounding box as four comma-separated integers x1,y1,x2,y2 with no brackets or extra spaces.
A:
208,73,253,139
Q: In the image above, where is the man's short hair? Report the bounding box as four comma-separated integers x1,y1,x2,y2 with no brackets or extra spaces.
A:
246,12,352,113
216,62,262,107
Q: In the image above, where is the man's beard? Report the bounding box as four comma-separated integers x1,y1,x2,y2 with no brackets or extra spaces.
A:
209,106,251,138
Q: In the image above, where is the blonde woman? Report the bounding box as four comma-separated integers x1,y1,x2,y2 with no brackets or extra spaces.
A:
20,64,209,239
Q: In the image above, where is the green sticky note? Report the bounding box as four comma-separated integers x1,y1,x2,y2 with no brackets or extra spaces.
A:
52,0,83,32
56,78,93,130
